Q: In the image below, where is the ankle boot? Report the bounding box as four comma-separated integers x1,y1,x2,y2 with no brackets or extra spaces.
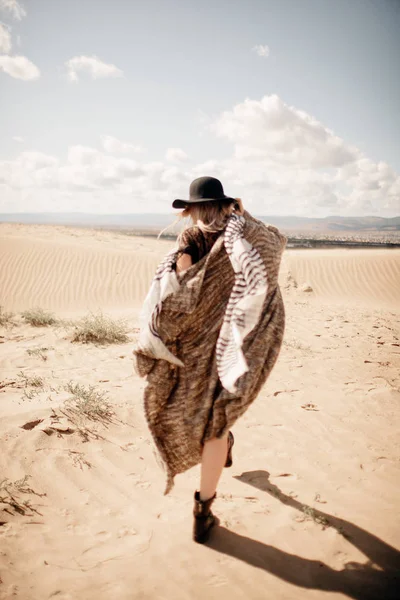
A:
193,491,216,543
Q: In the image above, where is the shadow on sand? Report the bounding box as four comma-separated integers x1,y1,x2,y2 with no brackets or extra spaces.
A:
206,470,399,600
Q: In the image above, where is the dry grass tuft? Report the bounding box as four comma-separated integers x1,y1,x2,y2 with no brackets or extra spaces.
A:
0,475,46,516
18,371,45,400
18,371,45,388
0,306,15,328
64,381,114,422
301,505,330,528
21,307,58,327
71,313,129,345
26,346,53,361
283,338,312,352
67,450,92,470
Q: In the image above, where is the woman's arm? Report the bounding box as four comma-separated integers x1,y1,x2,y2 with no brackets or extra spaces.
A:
176,252,192,274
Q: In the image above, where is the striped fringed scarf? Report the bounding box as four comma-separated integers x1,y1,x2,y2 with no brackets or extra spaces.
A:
217,214,268,392
135,213,268,392
136,248,184,368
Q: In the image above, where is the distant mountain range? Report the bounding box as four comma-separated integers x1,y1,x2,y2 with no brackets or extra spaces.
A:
0,213,399,232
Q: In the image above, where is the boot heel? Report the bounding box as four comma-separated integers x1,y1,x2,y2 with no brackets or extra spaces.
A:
193,491,216,543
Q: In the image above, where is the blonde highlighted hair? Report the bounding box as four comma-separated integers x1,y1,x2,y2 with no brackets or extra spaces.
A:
182,199,239,233
158,198,242,238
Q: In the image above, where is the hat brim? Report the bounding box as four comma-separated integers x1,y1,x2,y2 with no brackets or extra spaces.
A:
172,196,235,209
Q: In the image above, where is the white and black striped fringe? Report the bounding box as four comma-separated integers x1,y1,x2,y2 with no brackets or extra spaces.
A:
136,248,184,367
216,214,268,392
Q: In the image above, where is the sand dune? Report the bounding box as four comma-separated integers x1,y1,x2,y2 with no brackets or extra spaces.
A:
284,249,400,308
1,224,399,314
0,225,173,315
0,223,399,600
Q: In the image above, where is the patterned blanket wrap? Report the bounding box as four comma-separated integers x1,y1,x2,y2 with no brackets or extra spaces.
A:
135,214,268,393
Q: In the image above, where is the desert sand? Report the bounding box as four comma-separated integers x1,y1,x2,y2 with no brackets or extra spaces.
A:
0,223,399,600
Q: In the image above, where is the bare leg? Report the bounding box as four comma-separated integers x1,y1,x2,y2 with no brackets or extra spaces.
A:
200,434,229,501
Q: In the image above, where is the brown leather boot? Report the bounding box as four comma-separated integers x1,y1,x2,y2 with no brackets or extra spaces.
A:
193,491,216,543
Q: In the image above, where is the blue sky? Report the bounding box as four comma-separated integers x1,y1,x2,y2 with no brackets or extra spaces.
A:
0,0,399,216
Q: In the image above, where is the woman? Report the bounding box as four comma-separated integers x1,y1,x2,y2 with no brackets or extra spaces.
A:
133,176,286,544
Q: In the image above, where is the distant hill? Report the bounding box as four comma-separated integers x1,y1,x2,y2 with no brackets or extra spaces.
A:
0,213,399,232
0,213,172,228
260,215,400,232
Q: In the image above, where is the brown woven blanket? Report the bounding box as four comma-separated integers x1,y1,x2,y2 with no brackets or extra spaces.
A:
133,211,286,493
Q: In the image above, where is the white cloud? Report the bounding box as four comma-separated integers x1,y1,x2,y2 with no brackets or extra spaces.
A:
209,94,398,215
0,151,59,191
65,55,123,82
62,146,144,189
19,152,58,169
0,95,399,217
67,145,101,166
12,135,24,142
0,23,11,53
101,135,143,154
0,54,40,79
212,95,359,171
165,147,188,162
252,44,269,58
0,0,26,20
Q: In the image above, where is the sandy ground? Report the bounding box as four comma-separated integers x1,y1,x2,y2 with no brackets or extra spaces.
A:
0,223,399,600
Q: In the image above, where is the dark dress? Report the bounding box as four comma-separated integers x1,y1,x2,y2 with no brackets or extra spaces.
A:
176,227,222,265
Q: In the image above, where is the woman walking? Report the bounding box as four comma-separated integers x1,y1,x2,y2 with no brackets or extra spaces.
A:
133,176,286,543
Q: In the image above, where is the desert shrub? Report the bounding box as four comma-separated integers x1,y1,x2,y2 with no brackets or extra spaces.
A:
21,307,58,327
71,313,129,345
0,306,15,327
64,381,113,421
26,347,53,361
18,371,45,388
0,475,45,516
301,505,330,528
18,371,45,400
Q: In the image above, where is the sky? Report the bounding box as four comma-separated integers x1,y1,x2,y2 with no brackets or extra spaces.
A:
0,0,399,217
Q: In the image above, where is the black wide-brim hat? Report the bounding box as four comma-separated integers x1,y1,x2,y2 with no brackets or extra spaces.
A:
172,176,235,209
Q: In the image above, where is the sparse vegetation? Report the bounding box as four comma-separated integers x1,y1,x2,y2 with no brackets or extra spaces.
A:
22,389,38,400
283,338,312,352
18,371,45,388
26,346,53,361
0,475,45,516
71,312,129,345
18,371,45,400
301,505,330,528
21,307,58,327
67,450,92,470
0,306,15,327
64,381,114,422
